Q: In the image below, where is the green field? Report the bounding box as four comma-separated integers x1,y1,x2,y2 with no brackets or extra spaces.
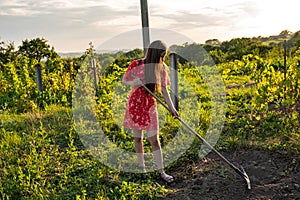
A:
1,35,300,199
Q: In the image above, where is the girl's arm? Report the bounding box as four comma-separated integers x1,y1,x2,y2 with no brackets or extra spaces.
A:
162,86,179,117
122,60,143,87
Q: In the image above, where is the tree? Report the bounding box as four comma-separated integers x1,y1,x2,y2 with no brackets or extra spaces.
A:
279,29,293,38
18,38,53,62
0,41,17,68
205,39,221,46
220,38,258,61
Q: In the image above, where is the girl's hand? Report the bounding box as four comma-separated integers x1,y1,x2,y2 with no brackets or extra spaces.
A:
122,77,142,87
170,108,179,118
133,78,142,86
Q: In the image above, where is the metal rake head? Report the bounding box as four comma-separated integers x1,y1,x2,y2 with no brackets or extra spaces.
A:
239,166,251,190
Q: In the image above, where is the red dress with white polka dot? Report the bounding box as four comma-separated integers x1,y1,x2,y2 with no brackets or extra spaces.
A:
123,59,169,131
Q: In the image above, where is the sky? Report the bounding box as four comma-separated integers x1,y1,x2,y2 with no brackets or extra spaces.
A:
1,0,300,53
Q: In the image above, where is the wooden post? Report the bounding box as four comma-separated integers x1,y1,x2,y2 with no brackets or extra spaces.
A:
170,53,179,110
91,57,97,91
89,42,98,91
140,0,150,55
284,40,287,99
35,64,43,91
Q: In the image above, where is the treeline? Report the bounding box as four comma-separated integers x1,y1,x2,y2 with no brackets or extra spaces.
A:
171,30,300,64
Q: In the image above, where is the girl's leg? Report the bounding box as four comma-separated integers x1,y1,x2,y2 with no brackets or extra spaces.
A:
147,130,163,172
133,130,144,167
148,130,174,183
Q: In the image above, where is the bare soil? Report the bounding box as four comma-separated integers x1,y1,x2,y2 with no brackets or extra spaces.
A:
157,149,300,200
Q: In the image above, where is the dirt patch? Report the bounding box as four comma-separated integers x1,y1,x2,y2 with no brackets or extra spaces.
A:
157,149,300,200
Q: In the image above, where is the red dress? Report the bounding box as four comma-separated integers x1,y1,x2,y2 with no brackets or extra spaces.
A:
123,60,170,131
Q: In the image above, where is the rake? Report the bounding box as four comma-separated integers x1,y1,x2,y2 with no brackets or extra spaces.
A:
133,76,251,190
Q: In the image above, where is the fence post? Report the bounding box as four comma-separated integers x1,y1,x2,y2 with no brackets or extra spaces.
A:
170,53,179,110
89,42,98,91
284,40,287,99
91,57,98,91
140,0,150,55
35,64,43,92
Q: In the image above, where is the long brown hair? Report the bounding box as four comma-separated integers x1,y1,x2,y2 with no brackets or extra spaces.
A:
144,40,167,93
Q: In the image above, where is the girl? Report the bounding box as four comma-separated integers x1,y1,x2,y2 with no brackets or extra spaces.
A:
122,40,179,183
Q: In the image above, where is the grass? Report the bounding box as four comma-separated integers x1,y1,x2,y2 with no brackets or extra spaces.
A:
1,71,299,199
0,105,170,200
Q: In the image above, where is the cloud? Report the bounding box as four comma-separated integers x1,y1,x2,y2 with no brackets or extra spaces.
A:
0,0,107,16
150,1,260,32
96,28,194,52
0,1,141,52
1,0,298,52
